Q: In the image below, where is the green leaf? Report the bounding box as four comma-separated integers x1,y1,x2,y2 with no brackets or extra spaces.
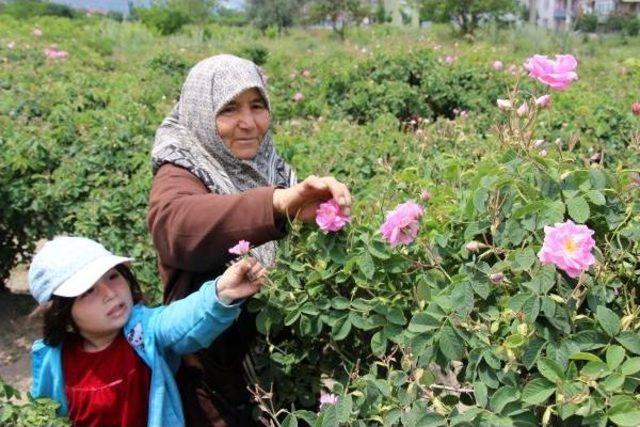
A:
474,381,488,408
522,337,546,370
386,308,407,326
581,361,611,380
512,248,536,272
439,325,464,361
537,357,565,383
616,332,640,355
473,187,488,213
331,317,352,341
371,331,386,357
608,401,640,426
523,296,541,323
567,196,590,223
357,252,375,280
489,385,519,413
469,277,490,300
368,241,390,259
597,306,621,337
521,378,556,405
408,313,440,333
607,345,626,370
504,334,526,349
621,358,640,375
282,414,298,427
320,404,338,427
336,394,352,423
602,373,626,392
587,190,606,206
569,352,603,363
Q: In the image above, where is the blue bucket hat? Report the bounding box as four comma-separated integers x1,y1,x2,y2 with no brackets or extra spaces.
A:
28,236,133,304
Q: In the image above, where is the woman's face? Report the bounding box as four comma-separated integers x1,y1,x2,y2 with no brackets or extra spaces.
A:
215,88,270,160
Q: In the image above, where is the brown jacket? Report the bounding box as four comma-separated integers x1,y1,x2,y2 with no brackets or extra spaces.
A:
148,163,286,426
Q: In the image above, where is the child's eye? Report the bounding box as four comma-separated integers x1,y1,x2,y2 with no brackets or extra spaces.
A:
108,272,118,280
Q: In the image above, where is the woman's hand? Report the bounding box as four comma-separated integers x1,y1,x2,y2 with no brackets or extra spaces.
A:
272,175,352,223
216,257,267,305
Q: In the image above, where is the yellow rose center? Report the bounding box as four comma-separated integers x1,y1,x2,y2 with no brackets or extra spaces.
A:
563,238,578,253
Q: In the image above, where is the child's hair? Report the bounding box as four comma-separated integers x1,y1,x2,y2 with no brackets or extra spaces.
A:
42,264,143,346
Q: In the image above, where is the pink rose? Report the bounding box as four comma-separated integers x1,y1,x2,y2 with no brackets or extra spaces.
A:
44,47,69,60
524,54,578,91
516,102,529,117
489,272,504,284
319,393,338,407
380,201,424,247
535,94,552,109
445,55,455,64
229,240,251,256
420,190,431,201
537,220,595,278
492,60,504,71
632,102,640,116
315,199,350,232
497,99,512,110
302,69,311,78
292,92,304,102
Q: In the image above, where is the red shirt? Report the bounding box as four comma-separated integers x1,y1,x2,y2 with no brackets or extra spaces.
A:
62,333,151,427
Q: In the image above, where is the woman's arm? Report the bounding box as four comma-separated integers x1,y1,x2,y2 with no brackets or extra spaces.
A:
148,164,286,272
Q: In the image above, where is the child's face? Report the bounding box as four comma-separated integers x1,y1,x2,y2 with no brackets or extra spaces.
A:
71,267,133,339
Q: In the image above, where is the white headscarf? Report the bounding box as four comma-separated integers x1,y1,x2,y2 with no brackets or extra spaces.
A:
152,54,297,266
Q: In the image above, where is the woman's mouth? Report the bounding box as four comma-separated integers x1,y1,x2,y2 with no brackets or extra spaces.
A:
107,302,126,318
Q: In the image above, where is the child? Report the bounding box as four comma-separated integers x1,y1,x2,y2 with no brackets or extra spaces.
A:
28,236,266,427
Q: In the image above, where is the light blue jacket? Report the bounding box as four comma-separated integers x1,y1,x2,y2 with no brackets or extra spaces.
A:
31,280,241,427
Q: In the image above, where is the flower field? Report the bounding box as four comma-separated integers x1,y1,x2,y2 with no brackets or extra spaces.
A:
1,13,640,426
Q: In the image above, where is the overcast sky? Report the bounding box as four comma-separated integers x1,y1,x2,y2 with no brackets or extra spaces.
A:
51,0,244,14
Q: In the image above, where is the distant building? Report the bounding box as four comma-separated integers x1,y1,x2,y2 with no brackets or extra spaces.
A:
533,0,639,29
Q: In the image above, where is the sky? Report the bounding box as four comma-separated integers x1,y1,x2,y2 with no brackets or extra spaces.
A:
51,0,245,14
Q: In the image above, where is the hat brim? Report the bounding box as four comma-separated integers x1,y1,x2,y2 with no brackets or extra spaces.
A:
52,255,134,298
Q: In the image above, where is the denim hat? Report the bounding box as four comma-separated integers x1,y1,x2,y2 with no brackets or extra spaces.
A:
28,236,133,304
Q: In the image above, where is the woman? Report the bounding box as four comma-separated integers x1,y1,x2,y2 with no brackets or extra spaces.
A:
148,54,351,426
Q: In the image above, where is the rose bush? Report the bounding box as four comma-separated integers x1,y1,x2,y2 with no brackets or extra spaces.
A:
1,13,639,426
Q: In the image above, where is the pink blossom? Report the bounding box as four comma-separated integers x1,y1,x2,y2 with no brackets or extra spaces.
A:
316,199,350,232
516,102,529,117
492,60,503,71
459,110,469,118
632,102,640,116
380,201,424,247
535,94,552,109
319,393,338,407
533,139,545,148
539,149,548,157
32,28,43,37
420,190,431,201
507,64,519,75
229,240,251,256
445,55,455,65
489,272,504,284
524,54,578,91
537,220,595,278
44,47,69,60
292,92,304,102
497,99,512,110
302,69,311,78
465,241,482,252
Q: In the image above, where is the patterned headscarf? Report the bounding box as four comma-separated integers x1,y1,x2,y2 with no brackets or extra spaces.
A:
152,54,297,266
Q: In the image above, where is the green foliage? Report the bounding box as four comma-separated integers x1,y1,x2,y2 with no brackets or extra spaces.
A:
1,15,640,425
0,378,70,426
0,0,77,20
420,0,518,34
137,5,191,35
247,0,303,33
306,0,370,39
574,13,598,33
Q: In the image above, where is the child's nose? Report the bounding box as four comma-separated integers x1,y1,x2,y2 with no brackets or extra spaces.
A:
97,282,116,301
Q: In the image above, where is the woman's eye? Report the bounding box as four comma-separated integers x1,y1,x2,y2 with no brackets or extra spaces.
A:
220,106,235,114
252,102,266,109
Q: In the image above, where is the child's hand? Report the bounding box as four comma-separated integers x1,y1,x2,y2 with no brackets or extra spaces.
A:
216,257,267,305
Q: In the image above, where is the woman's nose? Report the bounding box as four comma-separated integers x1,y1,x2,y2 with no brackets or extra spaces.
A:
237,107,256,129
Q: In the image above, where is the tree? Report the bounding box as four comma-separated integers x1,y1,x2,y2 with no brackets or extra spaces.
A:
307,0,370,40
419,0,517,34
247,0,303,34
